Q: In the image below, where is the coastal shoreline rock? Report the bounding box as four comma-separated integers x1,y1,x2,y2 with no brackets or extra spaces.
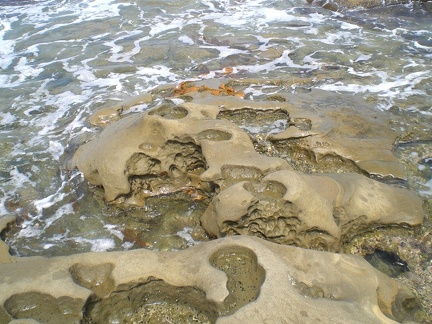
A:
1,83,427,323
0,236,421,323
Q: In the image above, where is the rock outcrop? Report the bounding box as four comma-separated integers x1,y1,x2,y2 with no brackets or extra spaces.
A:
0,236,420,323
71,85,423,251
201,170,423,251
71,101,290,204
2,83,423,323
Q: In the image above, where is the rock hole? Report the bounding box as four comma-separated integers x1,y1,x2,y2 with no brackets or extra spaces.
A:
221,166,262,184
83,279,219,324
126,153,161,175
364,249,410,278
244,180,287,199
295,282,326,299
197,129,232,141
4,292,84,324
289,117,312,131
148,104,188,119
265,95,286,102
209,245,265,315
217,109,288,136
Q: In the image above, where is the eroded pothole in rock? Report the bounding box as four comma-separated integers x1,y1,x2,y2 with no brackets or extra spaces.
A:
148,104,189,119
119,140,211,207
209,245,265,316
79,245,265,323
270,138,367,175
83,279,219,324
69,263,115,298
218,109,288,135
4,291,84,324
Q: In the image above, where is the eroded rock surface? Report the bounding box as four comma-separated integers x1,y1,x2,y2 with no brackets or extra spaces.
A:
73,87,408,204
201,170,424,251
72,101,289,203
0,236,421,323
190,88,406,179
70,86,422,251
47,83,427,322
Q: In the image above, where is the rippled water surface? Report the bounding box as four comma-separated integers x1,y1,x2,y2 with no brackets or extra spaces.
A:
0,0,431,256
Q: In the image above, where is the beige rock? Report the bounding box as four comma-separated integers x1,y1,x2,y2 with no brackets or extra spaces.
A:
74,86,408,206
0,236,419,323
88,92,153,127
191,88,406,179
72,102,289,203
201,170,424,251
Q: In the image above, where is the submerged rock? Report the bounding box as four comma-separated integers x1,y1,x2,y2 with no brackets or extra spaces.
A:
0,236,422,323
307,0,412,11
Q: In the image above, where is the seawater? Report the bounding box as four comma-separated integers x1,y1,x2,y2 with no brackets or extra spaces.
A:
0,0,431,256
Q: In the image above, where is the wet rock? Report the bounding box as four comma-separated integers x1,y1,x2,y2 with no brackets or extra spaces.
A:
201,170,423,251
69,263,115,298
190,88,406,179
63,84,426,322
88,92,153,127
71,101,289,203
0,216,15,263
307,0,411,10
84,279,219,324
72,86,407,206
364,249,410,278
4,292,83,324
0,236,421,323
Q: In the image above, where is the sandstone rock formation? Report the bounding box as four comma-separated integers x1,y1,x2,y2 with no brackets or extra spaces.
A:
201,170,423,251
0,236,420,323
70,86,423,251
71,101,290,204
3,83,417,322
191,88,407,179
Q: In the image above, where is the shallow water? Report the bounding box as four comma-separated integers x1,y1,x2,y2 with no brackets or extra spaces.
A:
0,0,431,256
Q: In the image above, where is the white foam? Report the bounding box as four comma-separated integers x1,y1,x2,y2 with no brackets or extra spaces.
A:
319,70,430,105
341,21,360,30
353,54,372,63
237,49,318,74
0,112,17,125
419,179,432,198
149,17,185,37
0,17,18,70
32,182,67,213
178,35,194,45
104,224,124,241
43,203,74,230
73,237,116,252
48,141,65,160
202,45,248,59
136,65,179,84
176,227,196,247
9,166,36,187
260,8,293,22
